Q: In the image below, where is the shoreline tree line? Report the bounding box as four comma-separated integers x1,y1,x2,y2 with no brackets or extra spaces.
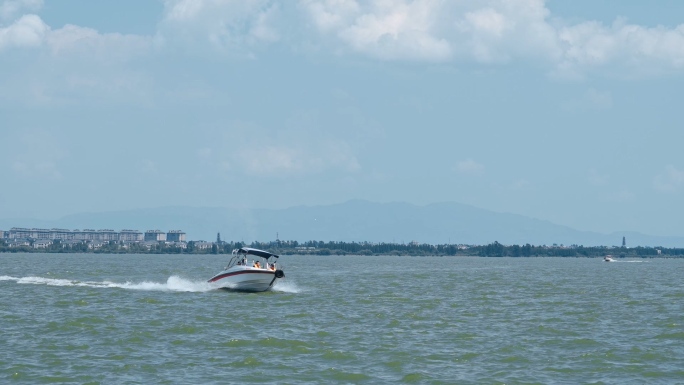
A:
0,239,682,257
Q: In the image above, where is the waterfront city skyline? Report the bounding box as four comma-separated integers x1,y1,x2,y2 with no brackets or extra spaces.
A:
2,1,684,238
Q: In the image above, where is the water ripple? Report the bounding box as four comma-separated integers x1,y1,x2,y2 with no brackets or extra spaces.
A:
1,254,683,383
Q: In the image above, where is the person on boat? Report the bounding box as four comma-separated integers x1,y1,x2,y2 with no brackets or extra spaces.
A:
254,261,261,269
269,262,276,271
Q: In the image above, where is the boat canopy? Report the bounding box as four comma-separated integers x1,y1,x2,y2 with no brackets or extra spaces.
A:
235,247,279,259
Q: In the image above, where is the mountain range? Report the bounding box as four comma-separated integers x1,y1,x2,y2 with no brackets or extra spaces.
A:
2,200,683,247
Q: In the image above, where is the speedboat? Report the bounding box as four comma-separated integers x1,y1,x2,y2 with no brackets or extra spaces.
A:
604,255,615,262
208,247,285,292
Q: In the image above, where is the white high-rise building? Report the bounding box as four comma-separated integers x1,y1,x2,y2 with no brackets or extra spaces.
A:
144,230,166,242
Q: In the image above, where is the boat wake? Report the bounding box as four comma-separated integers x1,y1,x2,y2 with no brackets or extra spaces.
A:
0,275,214,292
0,275,301,293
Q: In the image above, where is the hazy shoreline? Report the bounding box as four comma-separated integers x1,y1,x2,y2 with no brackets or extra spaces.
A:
2,239,682,258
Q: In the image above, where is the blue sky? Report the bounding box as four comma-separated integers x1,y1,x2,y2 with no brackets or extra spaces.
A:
2,0,684,237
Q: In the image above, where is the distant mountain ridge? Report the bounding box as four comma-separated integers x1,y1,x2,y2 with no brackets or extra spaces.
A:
2,200,683,247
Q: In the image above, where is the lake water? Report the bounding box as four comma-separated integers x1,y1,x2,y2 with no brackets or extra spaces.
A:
1,253,683,384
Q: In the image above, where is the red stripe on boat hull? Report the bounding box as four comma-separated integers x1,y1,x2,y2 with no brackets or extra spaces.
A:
208,270,275,283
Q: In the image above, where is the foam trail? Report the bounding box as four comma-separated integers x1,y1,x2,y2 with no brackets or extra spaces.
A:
108,276,215,292
116,276,215,292
1,275,215,292
272,280,302,293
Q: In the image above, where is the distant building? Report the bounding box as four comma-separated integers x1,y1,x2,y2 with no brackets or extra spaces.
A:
9,228,47,239
8,228,23,238
5,227,170,242
294,246,316,252
119,230,143,242
99,229,119,242
194,241,213,250
61,240,84,248
7,239,31,248
167,230,186,242
144,230,166,242
33,240,53,249
167,241,187,249
79,229,99,241
87,241,105,250
141,241,158,250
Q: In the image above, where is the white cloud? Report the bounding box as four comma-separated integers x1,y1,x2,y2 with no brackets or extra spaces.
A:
653,165,684,192
456,158,485,175
0,13,151,59
150,1,684,75
298,0,559,63
0,0,42,22
556,19,684,77
301,0,359,32
230,141,360,177
0,12,153,104
2,0,684,90
0,13,47,50
159,0,281,53
211,119,361,177
300,0,684,75
46,24,151,60
455,1,558,64
338,3,451,61
301,0,452,61
465,8,507,38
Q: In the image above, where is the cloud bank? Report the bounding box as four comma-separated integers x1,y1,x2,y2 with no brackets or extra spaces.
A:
1,0,684,77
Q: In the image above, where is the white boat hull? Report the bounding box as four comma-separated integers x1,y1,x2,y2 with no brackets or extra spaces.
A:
208,266,282,292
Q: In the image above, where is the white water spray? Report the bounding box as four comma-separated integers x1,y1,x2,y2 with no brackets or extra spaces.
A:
272,280,302,293
0,275,215,292
0,275,301,293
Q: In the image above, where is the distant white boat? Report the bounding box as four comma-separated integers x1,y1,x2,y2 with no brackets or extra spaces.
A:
604,255,615,262
207,247,284,292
